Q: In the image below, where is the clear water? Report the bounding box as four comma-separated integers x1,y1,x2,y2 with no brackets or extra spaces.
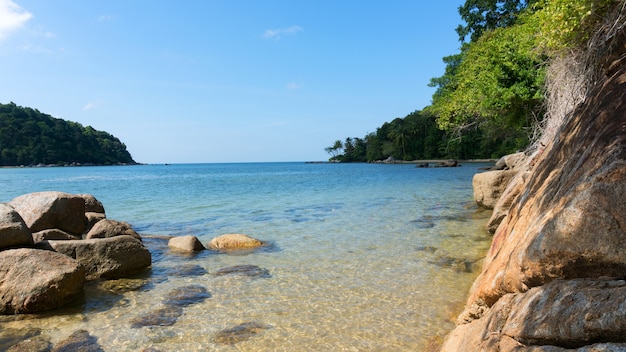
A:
0,162,492,351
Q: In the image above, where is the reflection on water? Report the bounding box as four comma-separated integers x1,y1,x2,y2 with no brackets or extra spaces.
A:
0,163,492,351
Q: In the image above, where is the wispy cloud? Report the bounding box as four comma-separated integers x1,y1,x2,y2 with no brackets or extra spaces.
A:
0,0,32,41
263,25,302,40
286,82,302,90
82,101,101,111
98,15,114,22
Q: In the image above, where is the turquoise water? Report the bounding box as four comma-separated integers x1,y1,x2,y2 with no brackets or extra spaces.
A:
0,163,492,351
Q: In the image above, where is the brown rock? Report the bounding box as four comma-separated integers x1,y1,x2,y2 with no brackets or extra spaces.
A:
472,170,518,209
485,170,529,233
443,279,626,351
208,234,264,250
85,212,106,233
0,203,33,249
8,191,86,236
78,194,105,214
42,235,151,280
85,219,141,241
168,235,206,252
32,228,81,243
0,248,85,314
51,329,104,352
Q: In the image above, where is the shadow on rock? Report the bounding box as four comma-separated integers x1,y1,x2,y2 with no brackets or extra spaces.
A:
213,322,273,345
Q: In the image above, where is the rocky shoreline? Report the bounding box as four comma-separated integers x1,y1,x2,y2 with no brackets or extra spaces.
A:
441,27,626,351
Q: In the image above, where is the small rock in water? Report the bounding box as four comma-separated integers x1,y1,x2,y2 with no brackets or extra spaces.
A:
415,246,437,253
213,322,272,345
214,264,271,278
7,335,52,352
100,278,150,294
162,284,211,307
0,329,43,352
130,306,184,328
429,256,479,273
51,329,104,352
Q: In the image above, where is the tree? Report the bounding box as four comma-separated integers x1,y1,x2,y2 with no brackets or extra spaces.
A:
456,0,539,42
324,140,343,160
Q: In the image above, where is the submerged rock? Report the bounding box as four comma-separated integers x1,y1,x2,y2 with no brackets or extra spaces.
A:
162,263,208,277
162,284,211,307
6,335,52,352
51,330,104,352
214,264,271,278
213,322,272,345
130,306,184,328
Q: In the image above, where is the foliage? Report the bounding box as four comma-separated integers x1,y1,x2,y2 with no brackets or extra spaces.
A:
0,102,136,166
456,0,539,42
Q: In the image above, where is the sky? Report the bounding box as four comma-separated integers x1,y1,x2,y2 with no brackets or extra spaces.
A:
0,0,465,163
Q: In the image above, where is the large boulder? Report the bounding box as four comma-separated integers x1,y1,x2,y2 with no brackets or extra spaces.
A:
0,248,85,314
8,191,86,236
41,235,151,280
78,194,105,214
442,278,626,351
485,170,529,233
208,233,264,250
32,229,80,243
472,170,518,209
85,219,141,241
0,203,33,249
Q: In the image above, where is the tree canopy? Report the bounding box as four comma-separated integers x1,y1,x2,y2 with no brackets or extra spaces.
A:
0,102,136,166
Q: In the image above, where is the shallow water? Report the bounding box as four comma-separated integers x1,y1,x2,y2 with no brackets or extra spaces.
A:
0,162,492,351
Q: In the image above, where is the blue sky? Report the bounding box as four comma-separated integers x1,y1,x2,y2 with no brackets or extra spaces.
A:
0,0,464,163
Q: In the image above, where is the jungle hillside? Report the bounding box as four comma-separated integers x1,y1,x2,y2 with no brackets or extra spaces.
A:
326,0,614,162
0,102,136,166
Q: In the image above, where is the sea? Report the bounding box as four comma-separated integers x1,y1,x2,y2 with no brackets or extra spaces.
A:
0,162,492,351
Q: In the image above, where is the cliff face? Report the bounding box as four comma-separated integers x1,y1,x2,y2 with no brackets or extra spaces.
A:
442,14,626,352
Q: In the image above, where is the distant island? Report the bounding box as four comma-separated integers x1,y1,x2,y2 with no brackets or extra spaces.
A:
0,102,136,167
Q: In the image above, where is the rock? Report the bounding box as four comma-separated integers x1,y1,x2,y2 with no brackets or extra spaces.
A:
6,335,52,352
32,228,80,243
0,248,85,314
85,212,106,233
51,329,104,352
168,235,206,252
162,263,208,277
0,203,33,249
472,170,518,209
485,170,529,233
41,235,151,280
162,284,211,307
78,194,105,214
130,285,210,328
8,191,87,236
208,233,264,250
213,322,272,345
443,279,626,351
85,219,142,241
214,264,271,278
130,306,183,328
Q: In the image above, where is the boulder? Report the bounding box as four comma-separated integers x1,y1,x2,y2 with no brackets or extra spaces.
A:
442,278,626,351
485,170,529,233
78,194,105,213
472,170,518,209
41,235,151,280
168,235,206,252
85,212,106,233
32,229,80,243
85,219,141,241
0,203,33,249
8,191,86,236
208,234,264,250
0,248,85,314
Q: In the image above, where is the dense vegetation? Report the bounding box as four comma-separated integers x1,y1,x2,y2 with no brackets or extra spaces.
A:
0,102,136,166
326,0,615,162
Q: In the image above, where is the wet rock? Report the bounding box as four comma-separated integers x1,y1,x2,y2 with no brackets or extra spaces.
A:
162,263,208,277
7,335,52,352
0,248,85,314
85,219,142,242
214,264,271,278
9,191,87,236
0,329,42,351
0,203,33,249
100,278,150,294
130,306,184,328
415,246,437,253
208,233,264,250
168,235,205,252
162,284,211,307
213,322,272,345
42,235,151,280
51,329,103,352
428,256,480,273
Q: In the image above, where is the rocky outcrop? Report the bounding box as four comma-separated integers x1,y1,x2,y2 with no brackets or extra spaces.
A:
0,203,33,248
208,233,264,250
444,17,626,351
41,235,151,280
0,248,85,314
